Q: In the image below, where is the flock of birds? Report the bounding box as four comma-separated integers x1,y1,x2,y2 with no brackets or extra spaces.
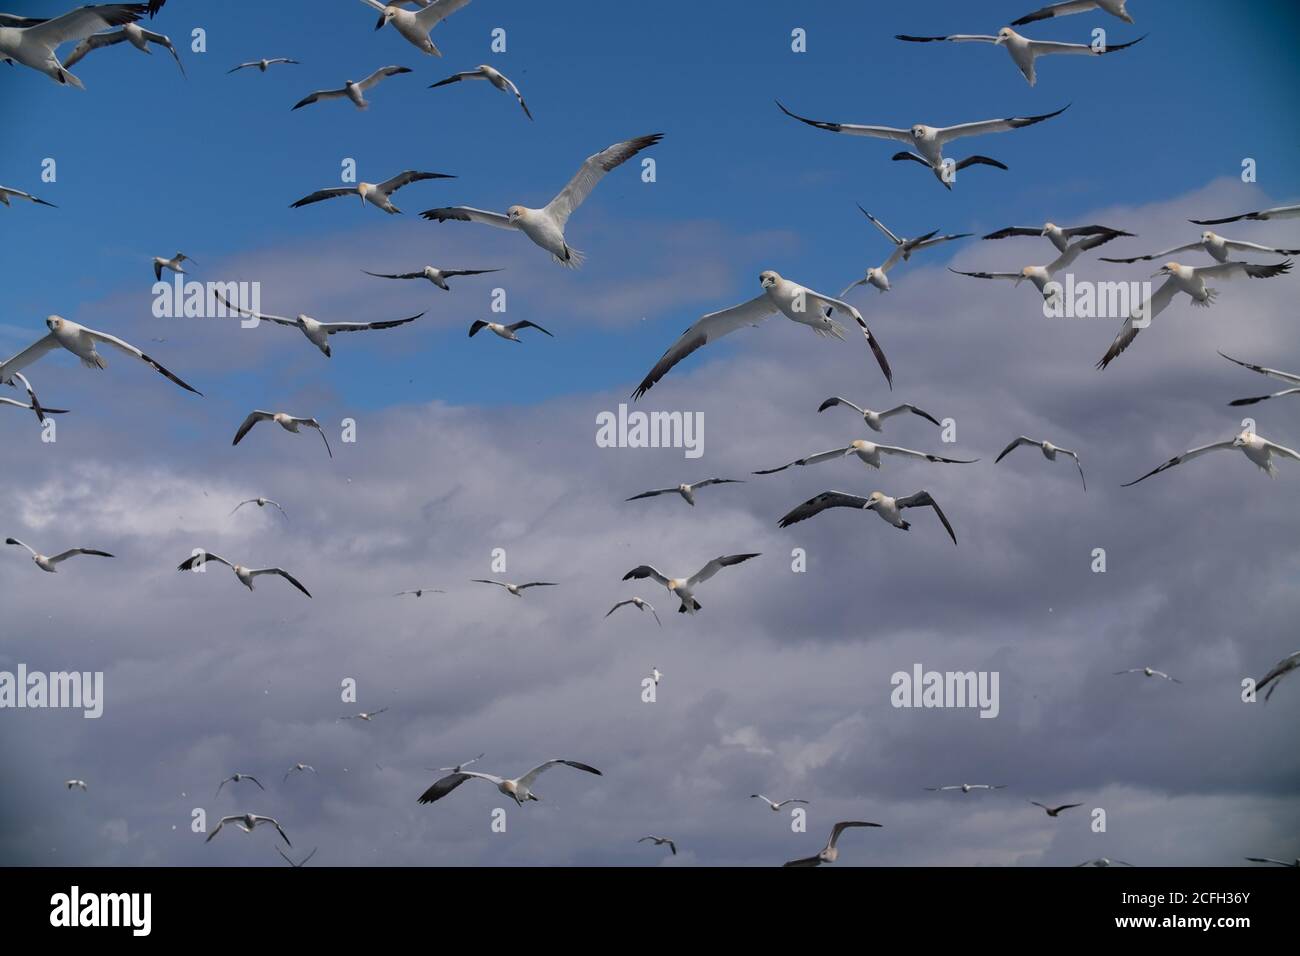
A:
3,0,1297,868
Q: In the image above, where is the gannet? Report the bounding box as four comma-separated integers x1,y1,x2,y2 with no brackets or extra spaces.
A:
216,773,265,796
152,252,193,280
1191,203,1300,225
205,813,291,846
361,0,472,57
1101,232,1300,264
783,821,881,867
622,553,760,614
214,290,421,358
777,490,958,545
0,184,56,208
5,538,113,572
177,550,312,597
605,597,661,626
1122,428,1300,485
63,18,185,75
994,436,1086,490
817,397,941,432
896,28,1143,86
291,169,454,215
229,497,288,520
926,784,1007,793
844,207,970,292
626,477,743,507
1219,351,1300,406
982,221,1132,254
430,64,531,119
232,411,333,458
1255,650,1299,701
0,2,146,88
949,231,1120,304
228,57,299,73
1031,801,1082,817
1114,666,1181,683
363,265,501,291
754,440,977,475
417,758,602,806
472,579,558,596
1012,0,1136,26
292,65,411,110
468,319,552,342
751,794,809,812
638,836,677,855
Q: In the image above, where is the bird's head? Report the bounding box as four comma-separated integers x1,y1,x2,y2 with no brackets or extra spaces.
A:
864,491,886,509
911,124,929,138
45,315,64,332
1233,429,1252,447
995,27,1015,44
377,7,397,28
506,205,526,222
1201,231,1216,244
1152,262,1178,279
758,270,779,288
1041,222,1058,236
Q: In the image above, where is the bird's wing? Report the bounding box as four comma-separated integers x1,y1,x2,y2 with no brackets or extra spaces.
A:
934,105,1069,145
24,3,143,49
622,566,671,587
982,226,1042,240
1062,449,1087,490
860,208,903,246
517,759,602,789
62,30,128,67
828,820,883,848
4,538,37,556
1046,231,1119,273
357,65,411,91
895,490,958,545
212,291,298,327
911,232,971,252
1100,241,1202,263
319,313,423,334
1256,652,1300,693
995,437,1036,462
1122,440,1238,486
416,0,473,26
605,600,634,616
688,552,760,586
81,326,201,393
631,295,778,399
801,289,893,387
626,488,674,501
875,443,977,464
1196,259,1293,281
896,33,998,44
508,320,554,337
177,551,232,571
471,579,512,588
290,186,355,206
883,404,942,426
417,772,475,803
232,411,274,446
544,133,663,227
363,270,425,280
47,548,113,564
1096,277,1180,368
291,88,347,109
949,268,1023,281
429,70,480,87
516,581,558,589
377,170,454,193
141,28,184,74
1011,0,1102,26
754,446,852,475
782,855,823,867
1223,238,1300,256
1217,351,1300,386
1262,439,1300,462
419,206,514,229
692,478,741,488
253,816,291,846
204,818,230,842
0,334,62,383
777,491,871,528
818,396,866,416
302,420,333,458
775,101,912,143
497,71,532,119
441,268,502,277
248,568,312,597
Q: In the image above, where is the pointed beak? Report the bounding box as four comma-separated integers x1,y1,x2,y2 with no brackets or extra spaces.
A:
374,14,386,30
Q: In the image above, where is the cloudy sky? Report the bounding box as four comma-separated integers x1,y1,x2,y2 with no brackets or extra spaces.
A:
1,0,1298,867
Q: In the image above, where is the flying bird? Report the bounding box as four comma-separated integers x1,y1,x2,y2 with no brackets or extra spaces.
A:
1101,231,1300,265
605,597,661,626
278,847,318,867
1122,428,1300,485
0,316,201,395
283,763,316,782
5,538,113,573
292,65,411,110
1190,203,1300,225
232,411,333,459
949,231,1121,304
1077,857,1133,867
1245,857,1298,867
0,184,56,208
1012,0,1136,26
1255,650,1299,701
395,587,446,598
926,784,1007,793
64,780,88,791
291,170,454,215
214,290,420,358
1219,352,1300,406
777,490,958,545
152,252,193,280
0,2,148,88
421,133,663,267
754,440,976,475
205,813,291,846
216,773,265,796
626,478,743,507
622,553,760,614
1097,259,1293,369
228,57,299,73
632,270,891,400
994,437,1086,490
1,371,67,423
417,758,602,806
783,821,882,867
230,497,289,520
817,398,941,433
982,221,1132,254
1114,666,1181,683
751,794,809,812
1031,801,1082,817
468,319,552,342
896,28,1143,86
638,836,677,855
340,708,388,721
177,550,312,598
472,579,557,596
362,265,501,291
361,0,472,57
843,207,970,293
430,64,531,119
62,18,185,75
776,100,1069,190
650,667,662,686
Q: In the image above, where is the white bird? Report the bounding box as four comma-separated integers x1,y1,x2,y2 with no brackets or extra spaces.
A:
817,397,942,433
420,133,663,267
362,265,501,291
340,708,388,721
278,847,318,867
361,0,472,57
430,64,531,119
0,315,201,394
1191,203,1300,225
177,550,312,598
64,779,88,791
0,184,56,209
283,763,316,782
755,440,977,475
605,596,661,626
1012,0,1136,26
63,18,184,75
949,231,1121,303
896,28,1143,86
292,64,411,110
843,207,970,293
751,794,810,812
1077,857,1133,867
417,758,602,806
632,270,891,400
776,100,1068,190
1122,428,1300,485
1114,666,1181,683
1,370,67,423
471,579,558,596
650,667,663,685
638,836,677,855
0,2,146,88
982,221,1132,254
468,319,553,342
626,477,743,507
622,553,760,615
925,784,1007,793
291,169,454,215
216,773,265,796
395,587,446,597
1097,259,1293,369
214,290,421,358
228,57,299,74
5,538,113,572
1219,352,1300,407
783,821,882,867
777,490,958,546
229,497,288,520
205,813,291,846
232,411,333,459
1255,650,1299,701
1245,857,1298,867
994,437,1086,490
152,251,193,281
1103,232,1300,265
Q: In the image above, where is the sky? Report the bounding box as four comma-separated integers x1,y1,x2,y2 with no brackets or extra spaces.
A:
0,0,1298,867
